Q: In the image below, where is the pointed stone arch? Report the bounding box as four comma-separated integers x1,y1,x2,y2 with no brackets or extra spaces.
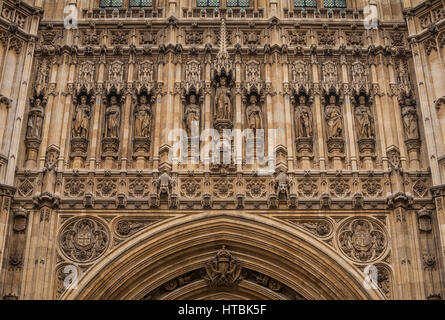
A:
61,212,386,300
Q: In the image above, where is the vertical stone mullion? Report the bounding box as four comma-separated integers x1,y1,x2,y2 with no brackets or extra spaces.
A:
0,185,14,297
311,58,326,171
6,40,36,183
38,59,59,168
202,54,212,171
369,60,389,170
120,59,134,171
389,204,424,299
49,54,70,152
41,210,58,299
413,42,442,181
387,61,408,168
88,60,105,170
282,58,294,171
417,43,445,169
19,208,36,299
264,59,274,167
0,36,10,86
60,61,76,170
341,59,358,171
376,59,395,152
152,59,165,170
234,56,242,171
172,56,182,171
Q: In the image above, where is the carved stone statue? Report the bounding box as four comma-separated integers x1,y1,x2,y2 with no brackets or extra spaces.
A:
354,95,375,140
42,148,58,195
401,97,419,140
215,76,232,121
104,95,120,138
325,95,343,139
295,95,313,138
134,95,152,138
72,95,91,139
26,98,44,139
184,94,200,136
246,95,263,131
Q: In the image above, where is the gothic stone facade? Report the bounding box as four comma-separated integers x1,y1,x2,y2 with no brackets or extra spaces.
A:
0,0,444,300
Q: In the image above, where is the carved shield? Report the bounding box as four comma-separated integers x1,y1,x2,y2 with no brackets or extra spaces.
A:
75,230,92,247
352,230,372,249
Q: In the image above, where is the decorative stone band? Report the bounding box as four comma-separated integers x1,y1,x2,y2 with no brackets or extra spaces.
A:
0,184,16,198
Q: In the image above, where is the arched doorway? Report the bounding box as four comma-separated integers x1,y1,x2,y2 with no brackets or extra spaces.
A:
61,213,386,300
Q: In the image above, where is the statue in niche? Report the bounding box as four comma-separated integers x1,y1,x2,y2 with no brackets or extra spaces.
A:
72,95,91,139
42,149,58,195
401,97,419,140
294,95,313,138
246,95,263,131
354,95,375,140
214,75,232,121
325,95,343,139
184,93,200,137
104,95,120,138
134,94,152,138
26,97,44,139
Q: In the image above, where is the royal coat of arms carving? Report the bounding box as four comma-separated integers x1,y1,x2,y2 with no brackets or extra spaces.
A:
338,218,387,263
59,218,109,263
204,246,243,288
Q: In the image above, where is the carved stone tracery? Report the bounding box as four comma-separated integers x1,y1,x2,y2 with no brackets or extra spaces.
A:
338,218,387,263
59,218,109,263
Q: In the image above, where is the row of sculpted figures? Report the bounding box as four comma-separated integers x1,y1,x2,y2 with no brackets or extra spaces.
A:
24,76,420,170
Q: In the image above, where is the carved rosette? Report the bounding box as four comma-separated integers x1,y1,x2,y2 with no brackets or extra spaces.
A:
59,218,109,263
337,218,387,263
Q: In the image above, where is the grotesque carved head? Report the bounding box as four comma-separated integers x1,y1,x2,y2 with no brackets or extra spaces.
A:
35,98,42,107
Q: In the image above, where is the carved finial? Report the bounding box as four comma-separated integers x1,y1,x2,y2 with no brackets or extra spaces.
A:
219,19,227,55
214,19,233,79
